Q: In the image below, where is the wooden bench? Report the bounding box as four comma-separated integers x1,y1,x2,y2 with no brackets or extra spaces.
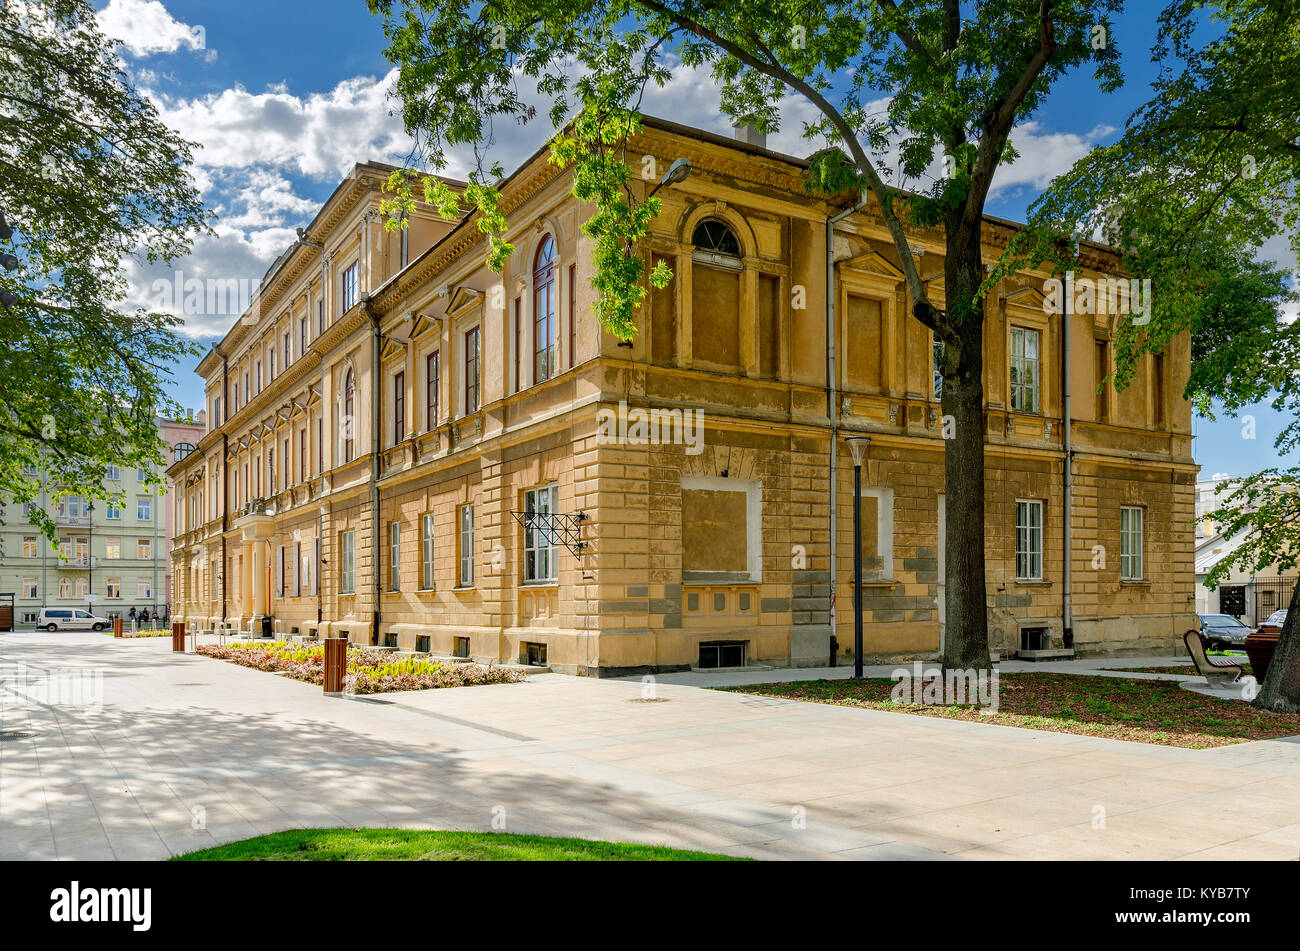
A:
1183,629,1243,685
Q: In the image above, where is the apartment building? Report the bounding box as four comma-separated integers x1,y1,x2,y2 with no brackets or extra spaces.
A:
1,414,204,625
168,119,1198,674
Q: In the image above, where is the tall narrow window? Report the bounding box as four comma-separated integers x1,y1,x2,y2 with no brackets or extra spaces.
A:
298,428,306,483
339,530,356,594
458,504,474,586
1010,327,1041,413
281,438,289,490
1153,353,1167,428
1120,506,1144,580
283,331,291,367
523,484,560,583
512,297,521,392
464,327,480,414
533,234,556,383
343,369,355,462
389,521,401,591
568,263,577,369
342,261,359,312
269,349,275,380
318,298,324,335
425,351,440,430
1095,339,1109,422
421,512,435,589
300,317,307,357
1015,500,1044,581
316,417,323,474
393,371,405,445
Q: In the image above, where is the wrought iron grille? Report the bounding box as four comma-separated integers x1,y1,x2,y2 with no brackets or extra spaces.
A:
510,510,588,556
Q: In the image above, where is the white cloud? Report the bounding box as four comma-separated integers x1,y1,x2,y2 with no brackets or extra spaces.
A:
96,0,212,60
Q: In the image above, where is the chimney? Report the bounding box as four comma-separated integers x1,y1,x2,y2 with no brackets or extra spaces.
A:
732,121,766,150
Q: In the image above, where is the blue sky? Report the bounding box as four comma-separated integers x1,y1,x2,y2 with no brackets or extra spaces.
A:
93,0,1296,479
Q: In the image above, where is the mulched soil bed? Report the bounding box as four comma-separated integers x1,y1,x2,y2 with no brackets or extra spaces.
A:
722,672,1300,748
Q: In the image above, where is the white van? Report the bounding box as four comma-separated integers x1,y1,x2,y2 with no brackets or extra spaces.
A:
36,608,111,632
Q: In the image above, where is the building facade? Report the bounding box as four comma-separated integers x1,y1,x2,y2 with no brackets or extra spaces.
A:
168,120,1198,674
1,414,204,625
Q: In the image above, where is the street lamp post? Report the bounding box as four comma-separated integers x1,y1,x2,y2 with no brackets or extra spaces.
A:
845,436,871,679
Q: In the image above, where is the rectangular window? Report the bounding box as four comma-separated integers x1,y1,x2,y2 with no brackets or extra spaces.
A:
512,297,521,392
300,317,307,358
138,578,151,599
523,484,560,583
342,261,359,312
256,361,262,393
421,512,435,590
1095,339,1109,422
316,417,323,474
137,539,151,559
535,266,556,383
105,538,120,559
569,263,577,369
283,331,291,367
458,504,474,586
1121,506,1144,581
339,530,356,594
106,465,120,480
106,579,120,599
464,327,480,413
22,536,36,557
1015,500,1044,581
105,501,121,520
389,521,401,591
22,578,37,598
425,351,440,430
1010,327,1041,413
393,371,405,445
318,298,324,336
298,428,306,483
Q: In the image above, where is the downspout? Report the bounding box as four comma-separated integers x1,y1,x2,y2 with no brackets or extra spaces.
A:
367,299,382,646
221,351,229,626
826,193,869,661
1062,255,1074,649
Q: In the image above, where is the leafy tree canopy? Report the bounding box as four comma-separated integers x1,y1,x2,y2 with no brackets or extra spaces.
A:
0,0,209,541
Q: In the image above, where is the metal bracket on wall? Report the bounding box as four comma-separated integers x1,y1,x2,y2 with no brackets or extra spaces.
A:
510,510,589,556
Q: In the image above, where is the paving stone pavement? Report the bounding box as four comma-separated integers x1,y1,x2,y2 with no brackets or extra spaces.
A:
1,630,1297,861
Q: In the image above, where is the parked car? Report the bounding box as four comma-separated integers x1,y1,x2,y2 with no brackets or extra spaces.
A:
36,608,111,632
1198,613,1251,651
1258,609,1288,634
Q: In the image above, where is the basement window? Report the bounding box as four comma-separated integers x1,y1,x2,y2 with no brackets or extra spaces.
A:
522,642,547,667
454,636,470,658
415,635,430,654
383,632,397,648
1020,627,1050,652
699,640,746,669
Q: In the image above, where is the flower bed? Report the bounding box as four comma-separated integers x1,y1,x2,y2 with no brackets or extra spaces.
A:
103,628,170,638
196,640,526,693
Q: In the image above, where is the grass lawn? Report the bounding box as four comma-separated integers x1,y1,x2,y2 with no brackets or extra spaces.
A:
722,672,1300,748
172,827,742,861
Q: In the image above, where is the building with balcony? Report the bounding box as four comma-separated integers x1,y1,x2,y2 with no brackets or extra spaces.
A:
1,414,205,625
167,119,1198,674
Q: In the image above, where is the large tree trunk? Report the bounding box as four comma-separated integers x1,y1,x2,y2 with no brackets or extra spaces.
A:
939,223,993,673
1254,581,1300,713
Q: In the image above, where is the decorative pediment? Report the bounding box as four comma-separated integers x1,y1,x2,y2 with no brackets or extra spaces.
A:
445,285,482,317
410,312,441,340
306,385,322,406
842,250,906,281
1000,285,1050,311
380,335,407,362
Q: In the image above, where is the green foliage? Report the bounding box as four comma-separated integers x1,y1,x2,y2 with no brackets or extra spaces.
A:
0,0,208,542
368,0,1123,353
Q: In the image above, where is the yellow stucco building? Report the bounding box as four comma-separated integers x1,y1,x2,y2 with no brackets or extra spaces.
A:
168,118,1198,675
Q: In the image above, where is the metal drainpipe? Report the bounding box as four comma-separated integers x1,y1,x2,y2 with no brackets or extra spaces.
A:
220,350,229,627
368,298,382,646
1062,254,1075,649
826,193,869,660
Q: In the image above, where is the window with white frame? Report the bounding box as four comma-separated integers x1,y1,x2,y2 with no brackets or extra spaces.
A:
1015,499,1044,580
856,486,895,581
523,483,559,583
22,578,37,598
458,504,474,586
339,530,356,594
1010,326,1041,413
138,578,151,599
105,538,120,559
137,497,151,521
106,579,120,599
22,536,36,557
342,261,359,312
137,539,151,559
389,521,401,591
680,476,762,582
105,500,121,520
1120,506,1144,580
421,512,435,589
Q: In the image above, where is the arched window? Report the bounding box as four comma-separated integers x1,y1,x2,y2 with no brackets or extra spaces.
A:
533,234,556,383
343,368,355,462
692,218,742,260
